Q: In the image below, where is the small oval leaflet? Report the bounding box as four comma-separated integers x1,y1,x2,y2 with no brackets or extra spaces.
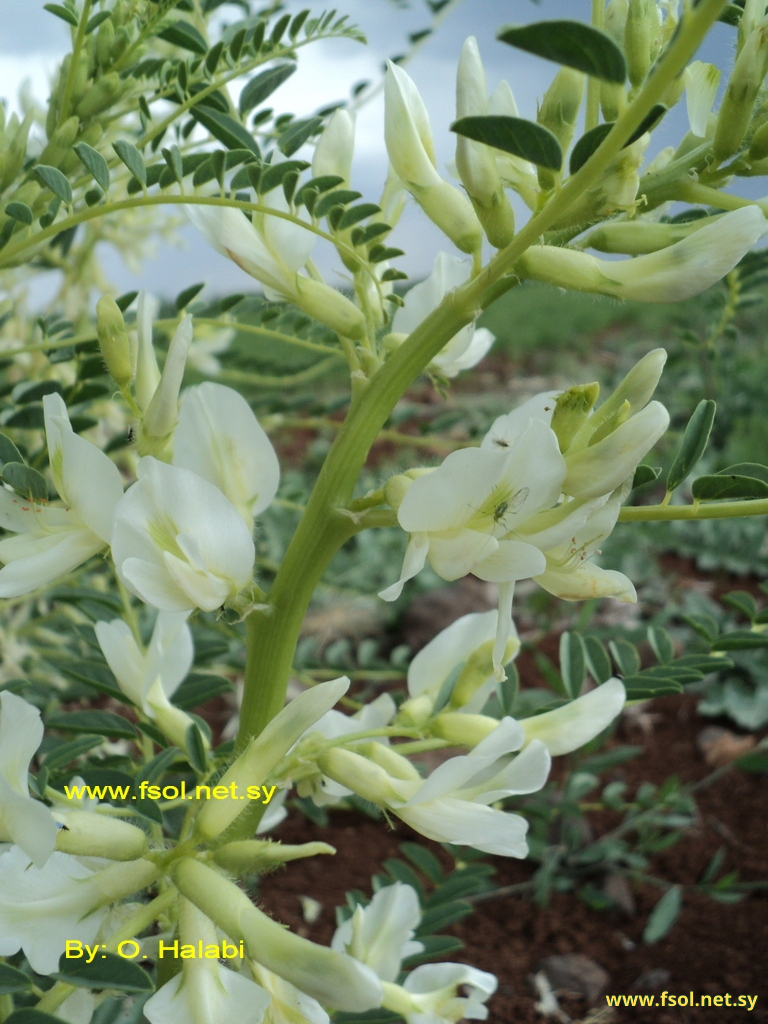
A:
666,399,716,494
451,115,562,171
498,20,627,84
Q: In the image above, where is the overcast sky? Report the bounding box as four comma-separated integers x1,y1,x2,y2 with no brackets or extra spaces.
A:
0,0,746,301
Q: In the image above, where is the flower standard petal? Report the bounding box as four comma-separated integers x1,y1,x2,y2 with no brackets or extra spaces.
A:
520,678,626,755
406,610,499,699
397,797,529,857
0,528,105,599
481,392,560,452
174,382,280,525
332,882,423,983
378,532,429,602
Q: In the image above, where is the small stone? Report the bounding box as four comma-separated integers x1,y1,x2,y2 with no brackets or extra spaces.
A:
696,726,756,767
603,873,636,916
632,968,671,991
537,954,610,1004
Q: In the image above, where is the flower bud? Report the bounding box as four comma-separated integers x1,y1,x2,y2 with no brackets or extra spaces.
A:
38,115,80,169
581,217,715,255
313,108,354,183
138,315,193,453
455,37,514,248
134,291,161,412
536,67,584,190
449,635,519,708
518,207,768,302
685,61,721,138
749,117,768,161
318,746,404,805
625,0,659,89
88,858,159,908
713,18,768,162
54,811,148,860
357,741,422,781
97,295,134,389
550,383,600,453
385,473,414,511
76,71,121,119
213,840,335,874
585,347,667,439
0,112,31,192
294,276,366,339
739,0,765,53
110,27,131,63
96,18,115,68
432,712,497,748
385,61,482,253
174,858,383,1011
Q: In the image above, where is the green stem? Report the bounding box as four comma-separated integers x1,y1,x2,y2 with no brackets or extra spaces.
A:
57,0,93,128
619,499,768,521
215,357,340,389
585,0,604,132
234,0,728,751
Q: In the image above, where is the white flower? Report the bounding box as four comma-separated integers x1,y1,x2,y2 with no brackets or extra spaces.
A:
404,610,519,718
111,457,256,612
518,207,768,303
0,691,57,867
384,61,482,254
95,611,199,751
384,962,497,1023
320,719,552,857
251,962,330,1024
0,847,106,974
173,382,280,529
313,108,355,183
332,883,423,983
455,37,515,248
435,678,627,757
144,900,271,1024
0,393,123,598
140,315,194,451
135,290,162,411
391,252,496,378
685,61,721,137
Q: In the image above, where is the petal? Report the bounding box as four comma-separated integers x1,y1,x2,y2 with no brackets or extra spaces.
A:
146,611,194,702
0,691,44,795
435,326,495,377
143,315,193,439
407,610,498,698
120,557,193,612
162,550,231,611
379,532,429,601
135,291,161,412
392,252,471,336
397,798,529,857
0,528,104,599
472,539,547,583
174,382,280,522
535,562,637,603
521,678,626,755
94,619,145,705
397,449,508,533
427,529,498,580
0,780,57,868
481,392,560,452
473,739,551,801
563,401,669,500
405,962,497,1000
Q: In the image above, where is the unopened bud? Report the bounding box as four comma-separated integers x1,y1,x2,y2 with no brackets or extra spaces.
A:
450,635,519,708
318,746,403,804
455,36,515,248
432,711,497,748
550,383,600,453
749,117,768,161
54,811,148,860
38,116,80,169
713,18,768,162
69,50,90,109
96,18,115,68
417,178,484,253
313,108,354,183
97,295,134,389
588,398,630,445
110,27,131,62
583,348,667,445
294,276,366,339
139,315,192,451
0,113,31,192
581,217,714,255
357,741,422,781
214,840,335,874
739,0,765,53
76,71,121,119
536,67,584,189
625,0,658,89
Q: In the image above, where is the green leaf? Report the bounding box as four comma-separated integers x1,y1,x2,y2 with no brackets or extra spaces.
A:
5,201,33,225
0,433,23,466
338,203,382,229
85,10,111,33
647,625,674,664
451,115,562,170
0,963,33,995
643,885,682,943
417,900,473,934
137,746,183,785
631,463,662,489
278,116,324,157
401,934,464,968
608,638,640,676
626,103,667,145
622,675,683,699
498,20,626,83
5,1010,69,1024
43,3,78,26
666,399,716,493
42,735,103,772
258,159,310,194
559,631,585,699
33,164,73,204
113,141,147,186
74,142,110,191
192,106,260,156
692,473,768,501
569,123,613,175
46,710,137,739
172,672,232,709
13,379,66,403
239,63,297,115
158,19,208,54
1,462,48,500
711,630,768,651
185,722,208,772
583,634,613,683
718,462,768,484
580,744,644,773
735,748,768,773
682,613,719,641
314,189,363,218
3,404,45,429
55,951,154,992
721,590,757,621
175,282,205,310
398,841,443,883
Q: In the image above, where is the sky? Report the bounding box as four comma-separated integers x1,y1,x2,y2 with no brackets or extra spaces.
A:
0,0,748,301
